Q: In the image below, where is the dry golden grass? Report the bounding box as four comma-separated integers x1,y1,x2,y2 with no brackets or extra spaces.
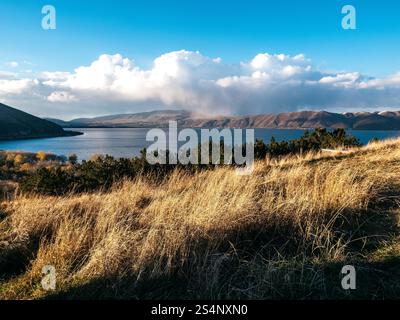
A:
1,138,400,299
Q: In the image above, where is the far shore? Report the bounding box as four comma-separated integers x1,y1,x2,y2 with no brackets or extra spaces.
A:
0,130,83,141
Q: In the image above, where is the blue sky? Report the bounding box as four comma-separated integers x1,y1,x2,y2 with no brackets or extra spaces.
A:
1,0,399,76
0,0,400,118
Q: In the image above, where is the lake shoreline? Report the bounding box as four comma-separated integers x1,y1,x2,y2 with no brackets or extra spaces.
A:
1,127,400,161
0,130,83,141
61,125,400,131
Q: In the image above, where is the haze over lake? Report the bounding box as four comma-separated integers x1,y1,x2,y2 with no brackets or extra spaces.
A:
1,128,400,161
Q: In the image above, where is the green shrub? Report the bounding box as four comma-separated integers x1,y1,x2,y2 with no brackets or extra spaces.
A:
19,129,361,195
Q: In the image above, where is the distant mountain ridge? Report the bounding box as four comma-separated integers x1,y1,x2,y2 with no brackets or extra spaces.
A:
0,103,82,140
47,109,400,130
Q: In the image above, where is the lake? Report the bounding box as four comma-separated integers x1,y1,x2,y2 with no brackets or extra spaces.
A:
0,128,399,161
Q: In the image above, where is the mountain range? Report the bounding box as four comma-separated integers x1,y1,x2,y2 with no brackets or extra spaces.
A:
0,103,82,140
1,102,400,141
47,109,400,130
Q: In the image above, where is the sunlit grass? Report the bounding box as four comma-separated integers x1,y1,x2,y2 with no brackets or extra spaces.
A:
1,138,400,299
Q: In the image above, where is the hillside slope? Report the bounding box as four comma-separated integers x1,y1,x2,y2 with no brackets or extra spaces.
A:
48,109,400,130
1,139,400,299
0,103,81,140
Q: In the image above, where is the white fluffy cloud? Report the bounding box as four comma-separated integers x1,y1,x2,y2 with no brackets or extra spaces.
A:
47,91,77,103
1,50,400,118
0,71,17,79
7,61,19,68
0,78,38,95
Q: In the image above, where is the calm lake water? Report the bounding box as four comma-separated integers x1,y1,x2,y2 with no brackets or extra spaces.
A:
0,128,399,161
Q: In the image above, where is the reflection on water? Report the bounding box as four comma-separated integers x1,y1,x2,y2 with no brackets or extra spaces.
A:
0,128,399,161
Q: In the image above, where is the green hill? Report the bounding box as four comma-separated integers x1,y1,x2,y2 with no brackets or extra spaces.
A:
0,103,82,140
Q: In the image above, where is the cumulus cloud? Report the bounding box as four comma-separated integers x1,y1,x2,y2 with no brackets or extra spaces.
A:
7,61,19,68
0,71,17,79
319,72,360,87
0,78,38,96
1,50,400,118
47,91,77,103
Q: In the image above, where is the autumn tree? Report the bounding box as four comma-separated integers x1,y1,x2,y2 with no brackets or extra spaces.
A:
14,154,24,166
36,151,47,162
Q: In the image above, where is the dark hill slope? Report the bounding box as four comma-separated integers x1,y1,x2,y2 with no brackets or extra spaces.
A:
0,103,81,140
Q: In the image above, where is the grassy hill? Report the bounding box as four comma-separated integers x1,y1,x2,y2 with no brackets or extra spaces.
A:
1,139,400,299
0,103,82,140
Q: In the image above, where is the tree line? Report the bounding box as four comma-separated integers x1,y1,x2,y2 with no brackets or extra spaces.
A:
15,128,360,195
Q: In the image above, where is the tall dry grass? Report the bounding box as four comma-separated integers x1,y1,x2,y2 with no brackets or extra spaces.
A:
1,139,400,299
